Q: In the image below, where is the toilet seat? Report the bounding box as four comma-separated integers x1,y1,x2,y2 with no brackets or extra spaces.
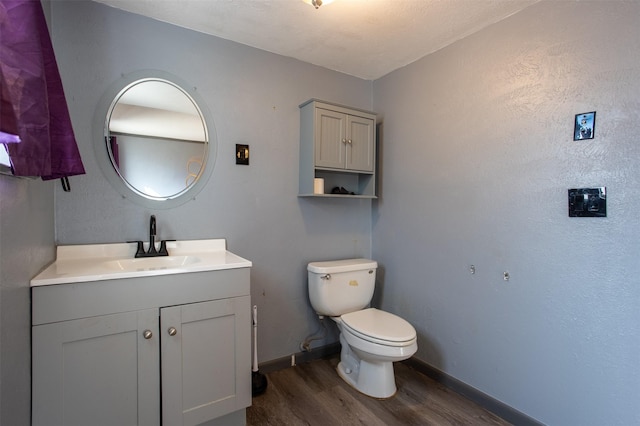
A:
341,308,416,347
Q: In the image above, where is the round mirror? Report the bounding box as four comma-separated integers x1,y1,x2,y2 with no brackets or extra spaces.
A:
94,70,217,208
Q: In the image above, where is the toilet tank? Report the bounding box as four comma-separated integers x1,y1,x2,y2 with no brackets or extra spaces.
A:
307,258,377,317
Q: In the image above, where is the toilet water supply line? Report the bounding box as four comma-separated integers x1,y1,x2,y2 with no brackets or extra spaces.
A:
300,315,327,352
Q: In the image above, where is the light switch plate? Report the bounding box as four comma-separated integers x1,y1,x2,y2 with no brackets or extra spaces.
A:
236,144,249,165
568,187,606,217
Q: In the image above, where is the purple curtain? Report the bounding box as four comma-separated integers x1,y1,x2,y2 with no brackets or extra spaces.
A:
0,0,85,180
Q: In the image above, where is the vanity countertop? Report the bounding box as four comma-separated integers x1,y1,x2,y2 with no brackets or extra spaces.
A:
31,239,252,287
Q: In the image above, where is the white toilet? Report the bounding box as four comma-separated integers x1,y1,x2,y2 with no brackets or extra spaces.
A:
307,258,417,398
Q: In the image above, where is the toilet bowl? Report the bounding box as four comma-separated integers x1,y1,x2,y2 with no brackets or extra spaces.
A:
333,308,417,398
307,259,418,398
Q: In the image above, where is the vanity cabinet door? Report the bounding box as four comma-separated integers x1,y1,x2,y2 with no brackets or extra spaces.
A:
32,309,160,426
161,296,251,426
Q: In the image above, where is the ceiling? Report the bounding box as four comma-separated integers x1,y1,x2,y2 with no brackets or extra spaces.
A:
92,0,539,81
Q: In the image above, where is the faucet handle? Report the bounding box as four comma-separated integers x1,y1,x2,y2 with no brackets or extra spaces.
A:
158,240,175,256
127,241,145,258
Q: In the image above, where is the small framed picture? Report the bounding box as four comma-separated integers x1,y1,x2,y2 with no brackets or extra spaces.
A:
574,111,596,140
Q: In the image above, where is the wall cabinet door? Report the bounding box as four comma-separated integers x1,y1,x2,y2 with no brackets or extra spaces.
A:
32,309,160,426
314,107,346,170
345,114,375,172
314,107,374,173
161,296,251,426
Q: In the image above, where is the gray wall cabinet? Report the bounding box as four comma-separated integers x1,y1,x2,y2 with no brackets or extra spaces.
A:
299,99,377,198
32,268,251,426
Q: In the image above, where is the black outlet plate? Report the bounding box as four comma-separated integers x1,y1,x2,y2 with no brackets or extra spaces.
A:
568,187,606,217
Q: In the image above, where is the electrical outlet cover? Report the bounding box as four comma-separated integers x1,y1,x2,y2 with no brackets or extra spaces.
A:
568,187,606,217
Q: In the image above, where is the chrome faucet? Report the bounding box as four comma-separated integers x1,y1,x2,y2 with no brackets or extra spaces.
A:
129,215,173,258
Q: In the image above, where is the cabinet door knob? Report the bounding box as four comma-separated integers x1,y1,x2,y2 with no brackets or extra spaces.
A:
143,330,153,339
347,139,352,145
167,327,177,336
342,138,347,144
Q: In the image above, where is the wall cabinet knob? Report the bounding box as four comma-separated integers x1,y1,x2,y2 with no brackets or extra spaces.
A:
143,330,153,339
167,327,177,336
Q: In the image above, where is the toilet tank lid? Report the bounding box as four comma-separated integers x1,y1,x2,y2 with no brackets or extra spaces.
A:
308,258,377,274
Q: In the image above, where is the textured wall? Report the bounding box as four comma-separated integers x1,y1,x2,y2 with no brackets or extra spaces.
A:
372,1,640,424
48,1,640,424
0,176,55,425
50,1,373,363
0,3,55,425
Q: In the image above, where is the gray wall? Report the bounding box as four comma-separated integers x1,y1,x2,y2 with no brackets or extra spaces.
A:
372,1,640,425
0,1,628,426
0,3,56,425
0,176,55,425
50,1,372,364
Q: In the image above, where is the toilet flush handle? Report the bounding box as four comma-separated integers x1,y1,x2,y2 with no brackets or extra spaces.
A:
321,274,331,280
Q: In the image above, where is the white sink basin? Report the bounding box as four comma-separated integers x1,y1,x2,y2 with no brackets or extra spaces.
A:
103,255,201,271
31,239,252,286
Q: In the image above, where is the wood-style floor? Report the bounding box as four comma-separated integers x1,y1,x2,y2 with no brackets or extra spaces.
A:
247,356,510,426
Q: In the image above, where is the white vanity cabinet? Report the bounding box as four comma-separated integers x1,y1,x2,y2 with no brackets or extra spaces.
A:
32,267,251,426
299,99,377,198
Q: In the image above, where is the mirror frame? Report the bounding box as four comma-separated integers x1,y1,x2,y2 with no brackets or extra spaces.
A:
94,70,217,209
